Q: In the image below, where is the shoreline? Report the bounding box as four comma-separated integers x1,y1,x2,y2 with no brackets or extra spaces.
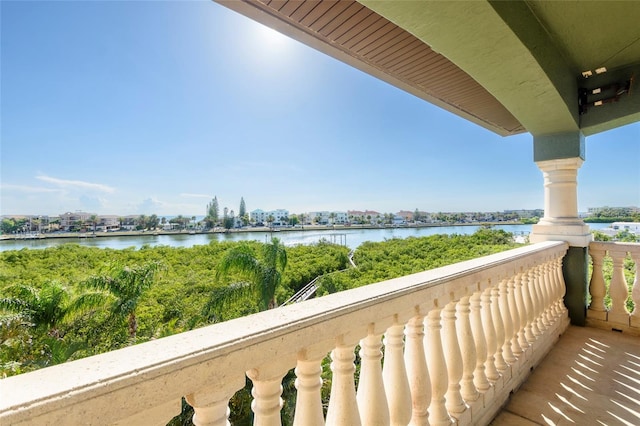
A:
1,221,528,242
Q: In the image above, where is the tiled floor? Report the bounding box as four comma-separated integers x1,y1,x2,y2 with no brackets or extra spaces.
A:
491,325,640,425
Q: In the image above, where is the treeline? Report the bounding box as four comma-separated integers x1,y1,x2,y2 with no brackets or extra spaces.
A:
584,206,639,223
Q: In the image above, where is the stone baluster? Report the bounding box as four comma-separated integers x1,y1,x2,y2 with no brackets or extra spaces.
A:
326,336,362,426
425,309,451,426
539,261,552,322
498,279,515,364
293,353,326,426
554,256,569,317
247,363,291,426
532,266,547,332
186,378,245,426
456,296,479,402
542,261,555,324
382,321,412,426
526,269,541,339
507,276,522,357
357,328,390,426
481,287,499,382
588,246,607,316
470,291,490,392
442,302,465,416
520,269,536,344
490,286,507,372
404,313,431,425
631,250,640,326
546,258,561,319
513,272,529,351
609,249,631,324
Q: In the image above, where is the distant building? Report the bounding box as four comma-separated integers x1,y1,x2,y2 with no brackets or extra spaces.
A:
307,211,348,225
250,209,289,226
59,211,95,231
348,210,381,224
611,222,640,234
96,215,120,231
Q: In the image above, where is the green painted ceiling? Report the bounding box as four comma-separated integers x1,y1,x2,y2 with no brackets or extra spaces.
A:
361,0,640,137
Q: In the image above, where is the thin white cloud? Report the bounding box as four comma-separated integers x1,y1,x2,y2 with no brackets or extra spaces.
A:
36,175,115,193
180,193,212,199
0,183,62,193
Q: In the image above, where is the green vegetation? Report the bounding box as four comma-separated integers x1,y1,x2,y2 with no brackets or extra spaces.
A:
2,229,526,423
584,206,640,223
0,240,350,376
318,228,518,295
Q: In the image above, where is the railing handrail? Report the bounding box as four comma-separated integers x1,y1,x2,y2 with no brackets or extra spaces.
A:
589,241,640,251
0,241,568,425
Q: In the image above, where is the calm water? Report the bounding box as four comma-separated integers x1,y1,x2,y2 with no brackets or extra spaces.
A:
0,223,611,252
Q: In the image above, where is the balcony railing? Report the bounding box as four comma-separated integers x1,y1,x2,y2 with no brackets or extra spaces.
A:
588,241,640,333
1,241,569,426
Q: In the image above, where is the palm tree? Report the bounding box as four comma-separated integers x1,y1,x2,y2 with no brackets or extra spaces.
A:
0,281,88,370
0,281,74,337
204,238,287,320
79,261,163,343
89,214,98,234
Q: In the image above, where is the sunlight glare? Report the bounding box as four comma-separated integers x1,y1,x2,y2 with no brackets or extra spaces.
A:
252,22,292,52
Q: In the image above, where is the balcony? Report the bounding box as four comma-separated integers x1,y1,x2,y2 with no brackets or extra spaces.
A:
2,240,637,425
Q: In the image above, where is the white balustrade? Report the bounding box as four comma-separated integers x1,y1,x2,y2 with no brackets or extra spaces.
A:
491,286,507,372
498,279,515,364
0,241,571,426
382,321,412,426
404,314,430,425
507,276,522,357
514,272,530,351
481,287,499,382
293,356,325,426
357,328,390,426
442,302,465,416
470,292,490,392
588,242,640,331
457,296,479,402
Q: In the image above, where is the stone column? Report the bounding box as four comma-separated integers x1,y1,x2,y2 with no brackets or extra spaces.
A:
530,132,591,325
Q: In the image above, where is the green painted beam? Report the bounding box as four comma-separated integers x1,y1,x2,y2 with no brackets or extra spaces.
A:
533,132,585,162
360,0,579,137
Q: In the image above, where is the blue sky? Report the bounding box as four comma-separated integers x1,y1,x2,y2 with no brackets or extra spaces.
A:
1,1,638,217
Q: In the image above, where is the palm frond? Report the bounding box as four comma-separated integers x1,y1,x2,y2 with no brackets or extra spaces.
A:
0,298,30,315
202,281,254,321
216,247,263,283
66,291,113,319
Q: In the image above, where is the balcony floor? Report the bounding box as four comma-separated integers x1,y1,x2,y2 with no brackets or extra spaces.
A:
491,325,640,425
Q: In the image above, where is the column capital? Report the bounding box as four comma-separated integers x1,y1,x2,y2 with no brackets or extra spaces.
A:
534,156,583,172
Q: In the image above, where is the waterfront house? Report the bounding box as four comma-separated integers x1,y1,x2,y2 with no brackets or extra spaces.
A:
2,1,639,425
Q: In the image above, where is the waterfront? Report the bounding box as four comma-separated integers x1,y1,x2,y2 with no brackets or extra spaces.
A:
0,223,612,252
